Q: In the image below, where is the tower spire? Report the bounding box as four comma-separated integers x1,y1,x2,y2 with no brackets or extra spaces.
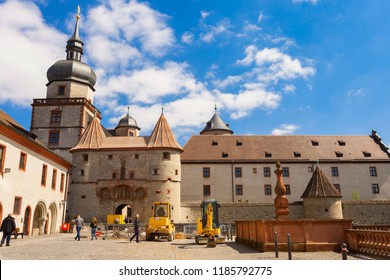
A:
66,6,84,61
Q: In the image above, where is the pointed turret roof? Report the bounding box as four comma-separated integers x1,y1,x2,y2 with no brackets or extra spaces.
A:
301,166,342,198
147,113,183,152
70,116,106,152
200,106,233,135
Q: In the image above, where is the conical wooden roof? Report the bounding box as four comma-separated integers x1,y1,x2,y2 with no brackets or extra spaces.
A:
147,114,183,152
70,116,106,151
301,166,342,198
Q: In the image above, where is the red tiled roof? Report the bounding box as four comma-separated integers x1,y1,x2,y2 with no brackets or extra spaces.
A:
181,135,389,162
70,116,106,151
147,114,183,152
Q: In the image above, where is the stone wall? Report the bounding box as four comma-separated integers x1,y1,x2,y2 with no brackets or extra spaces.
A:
179,201,390,225
342,200,390,225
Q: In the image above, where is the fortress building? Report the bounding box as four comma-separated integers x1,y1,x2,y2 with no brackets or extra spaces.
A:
1,10,390,235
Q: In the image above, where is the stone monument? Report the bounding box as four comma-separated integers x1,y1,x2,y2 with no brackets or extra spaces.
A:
274,162,289,219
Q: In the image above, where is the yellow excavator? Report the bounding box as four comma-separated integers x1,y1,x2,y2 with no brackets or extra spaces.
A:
145,202,175,241
195,200,225,247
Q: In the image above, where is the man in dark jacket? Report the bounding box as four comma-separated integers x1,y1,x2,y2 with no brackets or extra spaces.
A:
1,214,16,247
130,213,140,243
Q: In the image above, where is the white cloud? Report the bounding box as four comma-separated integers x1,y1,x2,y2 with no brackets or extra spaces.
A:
263,34,297,50
212,75,243,89
346,88,366,98
243,22,261,32
96,61,203,104
237,46,315,84
86,35,141,69
201,11,211,19
345,88,366,103
85,0,175,64
217,84,281,119
200,18,231,43
0,0,66,105
181,31,194,44
283,84,296,93
272,124,300,135
258,11,265,23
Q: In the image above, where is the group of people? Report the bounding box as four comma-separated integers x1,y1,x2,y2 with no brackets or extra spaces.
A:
73,213,140,243
0,212,140,245
73,214,98,241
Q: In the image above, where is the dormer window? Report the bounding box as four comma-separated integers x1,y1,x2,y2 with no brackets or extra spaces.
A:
335,151,343,158
265,152,272,158
294,151,301,158
311,140,319,146
363,151,371,157
222,152,229,158
236,141,243,146
338,140,346,146
212,140,218,146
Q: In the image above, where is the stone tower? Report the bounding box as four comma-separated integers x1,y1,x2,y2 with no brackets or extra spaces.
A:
301,165,343,219
30,9,99,162
67,112,183,223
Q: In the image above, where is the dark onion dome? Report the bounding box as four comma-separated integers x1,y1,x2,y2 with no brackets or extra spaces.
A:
46,60,96,89
116,112,141,131
46,8,96,90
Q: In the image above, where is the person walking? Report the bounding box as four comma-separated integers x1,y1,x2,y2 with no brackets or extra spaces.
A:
130,213,140,243
74,214,84,241
0,214,16,247
90,217,98,240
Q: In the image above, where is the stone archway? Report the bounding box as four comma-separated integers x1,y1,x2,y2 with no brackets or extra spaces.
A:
115,204,132,222
23,206,32,235
49,203,58,234
32,201,47,236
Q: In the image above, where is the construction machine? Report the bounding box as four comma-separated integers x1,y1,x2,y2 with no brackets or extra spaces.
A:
145,202,176,241
195,200,225,247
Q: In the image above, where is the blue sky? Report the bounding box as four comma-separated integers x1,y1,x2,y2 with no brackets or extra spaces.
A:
1,0,390,147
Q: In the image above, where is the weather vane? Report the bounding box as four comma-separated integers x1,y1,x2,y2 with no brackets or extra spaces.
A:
76,5,81,20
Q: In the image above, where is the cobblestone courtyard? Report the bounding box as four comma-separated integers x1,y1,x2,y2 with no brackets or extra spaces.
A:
0,233,372,260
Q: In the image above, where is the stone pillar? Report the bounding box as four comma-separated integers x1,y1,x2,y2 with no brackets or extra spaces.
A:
38,217,46,235
274,162,289,219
